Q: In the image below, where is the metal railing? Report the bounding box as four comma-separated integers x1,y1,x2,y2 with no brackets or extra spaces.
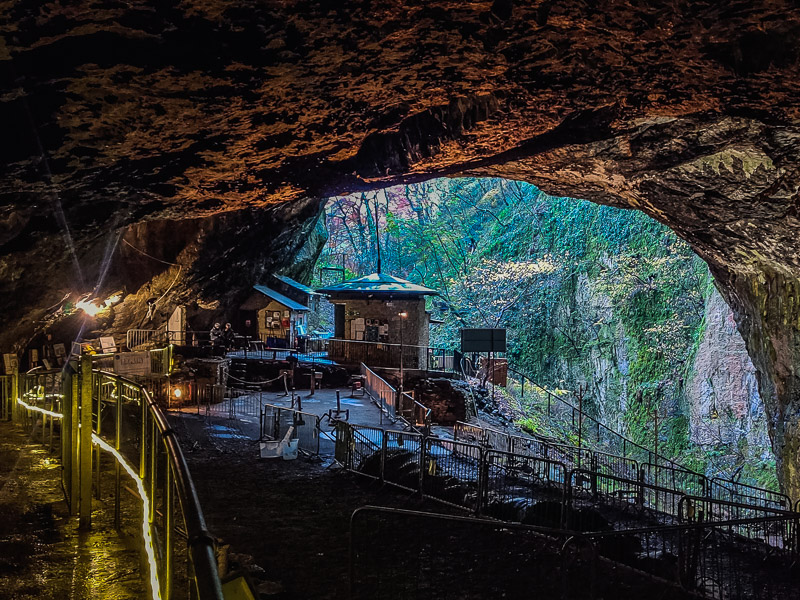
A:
329,339,463,371
349,506,723,600
507,366,686,468
260,402,322,456
360,363,398,419
336,419,799,531
0,374,15,420
710,477,791,511
126,327,190,349
350,501,800,599
12,360,223,600
460,420,783,519
504,367,785,503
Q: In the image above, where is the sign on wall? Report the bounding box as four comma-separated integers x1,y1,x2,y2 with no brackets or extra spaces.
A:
3,353,19,375
460,328,507,353
114,352,152,376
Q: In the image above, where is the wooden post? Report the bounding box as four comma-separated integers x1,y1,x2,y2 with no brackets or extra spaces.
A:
79,355,93,529
70,366,80,515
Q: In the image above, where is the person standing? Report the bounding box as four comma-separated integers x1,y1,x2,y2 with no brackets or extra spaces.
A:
223,322,236,350
210,323,223,349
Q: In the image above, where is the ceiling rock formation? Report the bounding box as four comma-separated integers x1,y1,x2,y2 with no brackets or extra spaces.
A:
2,1,800,494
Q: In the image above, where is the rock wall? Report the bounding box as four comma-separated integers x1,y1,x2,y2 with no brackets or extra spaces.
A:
687,288,767,451
2,0,800,495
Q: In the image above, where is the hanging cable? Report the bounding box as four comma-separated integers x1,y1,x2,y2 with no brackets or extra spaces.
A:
122,238,183,320
122,238,181,266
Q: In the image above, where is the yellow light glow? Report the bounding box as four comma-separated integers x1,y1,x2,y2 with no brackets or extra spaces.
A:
15,398,162,600
75,293,122,317
398,311,408,318
91,434,162,600
76,298,103,317
16,397,64,419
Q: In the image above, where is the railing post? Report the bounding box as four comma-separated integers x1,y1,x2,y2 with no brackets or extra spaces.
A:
79,354,93,529
149,419,157,523
95,375,102,501
115,377,122,529
11,365,19,424
477,448,487,516
418,437,426,494
380,433,387,484
140,387,148,479
165,457,174,600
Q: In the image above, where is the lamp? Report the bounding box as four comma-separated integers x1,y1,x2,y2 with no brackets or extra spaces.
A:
398,311,408,397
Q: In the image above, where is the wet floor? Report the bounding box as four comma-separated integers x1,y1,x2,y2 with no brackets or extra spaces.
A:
0,420,147,600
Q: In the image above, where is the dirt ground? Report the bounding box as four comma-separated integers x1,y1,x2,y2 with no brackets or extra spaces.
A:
172,411,456,600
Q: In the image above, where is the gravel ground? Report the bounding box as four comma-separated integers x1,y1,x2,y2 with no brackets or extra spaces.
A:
172,410,457,600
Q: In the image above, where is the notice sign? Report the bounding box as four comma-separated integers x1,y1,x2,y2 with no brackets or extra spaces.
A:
114,352,151,376
3,353,19,375
99,336,117,353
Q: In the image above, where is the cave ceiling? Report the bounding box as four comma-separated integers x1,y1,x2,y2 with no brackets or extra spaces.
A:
3,1,800,489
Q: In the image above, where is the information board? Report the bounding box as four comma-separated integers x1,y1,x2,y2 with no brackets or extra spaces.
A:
114,352,151,376
460,328,507,353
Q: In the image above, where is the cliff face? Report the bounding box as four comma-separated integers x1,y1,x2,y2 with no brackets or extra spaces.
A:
2,1,800,494
687,289,766,452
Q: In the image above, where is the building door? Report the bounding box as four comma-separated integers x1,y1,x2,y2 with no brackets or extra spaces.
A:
334,304,345,338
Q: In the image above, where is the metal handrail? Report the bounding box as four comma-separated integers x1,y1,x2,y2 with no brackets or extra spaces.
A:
505,365,783,503
360,363,398,419
94,370,224,599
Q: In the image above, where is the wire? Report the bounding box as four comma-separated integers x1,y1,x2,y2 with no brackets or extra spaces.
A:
122,238,181,267
227,372,288,386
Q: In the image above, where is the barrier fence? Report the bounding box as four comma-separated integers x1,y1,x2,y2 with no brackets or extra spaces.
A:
350,505,800,600
349,506,725,600
336,420,798,536
259,402,322,456
507,367,690,471
360,363,398,419
454,420,788,517
9,360,223,600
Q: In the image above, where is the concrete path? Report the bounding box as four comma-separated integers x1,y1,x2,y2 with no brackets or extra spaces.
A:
169,386,453,456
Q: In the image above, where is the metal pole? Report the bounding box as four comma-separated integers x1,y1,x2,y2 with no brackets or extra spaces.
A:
11,365,19,424
95,375,102,501
149,419,157,523
70,369,80,514
115,378,122,529
399,316,405,397
79,355,93,530
165,458,174,600
140,388,147,479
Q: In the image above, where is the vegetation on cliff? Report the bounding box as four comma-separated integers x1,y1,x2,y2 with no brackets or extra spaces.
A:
315,177,775,487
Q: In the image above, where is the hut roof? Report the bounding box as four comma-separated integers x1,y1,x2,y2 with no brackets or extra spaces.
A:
316,273,438,296
249,285,310,311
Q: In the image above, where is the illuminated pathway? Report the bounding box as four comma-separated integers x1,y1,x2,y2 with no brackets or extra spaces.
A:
0,420,146,599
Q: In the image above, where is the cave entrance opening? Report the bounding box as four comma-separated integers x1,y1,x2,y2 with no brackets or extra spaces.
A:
312,176,777,491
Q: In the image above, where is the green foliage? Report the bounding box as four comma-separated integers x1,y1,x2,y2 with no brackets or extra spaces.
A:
317,177,775,490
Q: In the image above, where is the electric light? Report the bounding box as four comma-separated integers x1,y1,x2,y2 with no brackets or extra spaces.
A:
76,298,103,317
399,311,408,318
173,387,182,399
75,293,123,317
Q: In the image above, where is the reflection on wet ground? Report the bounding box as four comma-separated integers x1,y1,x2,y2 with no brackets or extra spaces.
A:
0,420,146,599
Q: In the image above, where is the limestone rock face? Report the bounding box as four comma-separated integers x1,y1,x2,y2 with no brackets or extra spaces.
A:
687,288,767,451
2,1,800,494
